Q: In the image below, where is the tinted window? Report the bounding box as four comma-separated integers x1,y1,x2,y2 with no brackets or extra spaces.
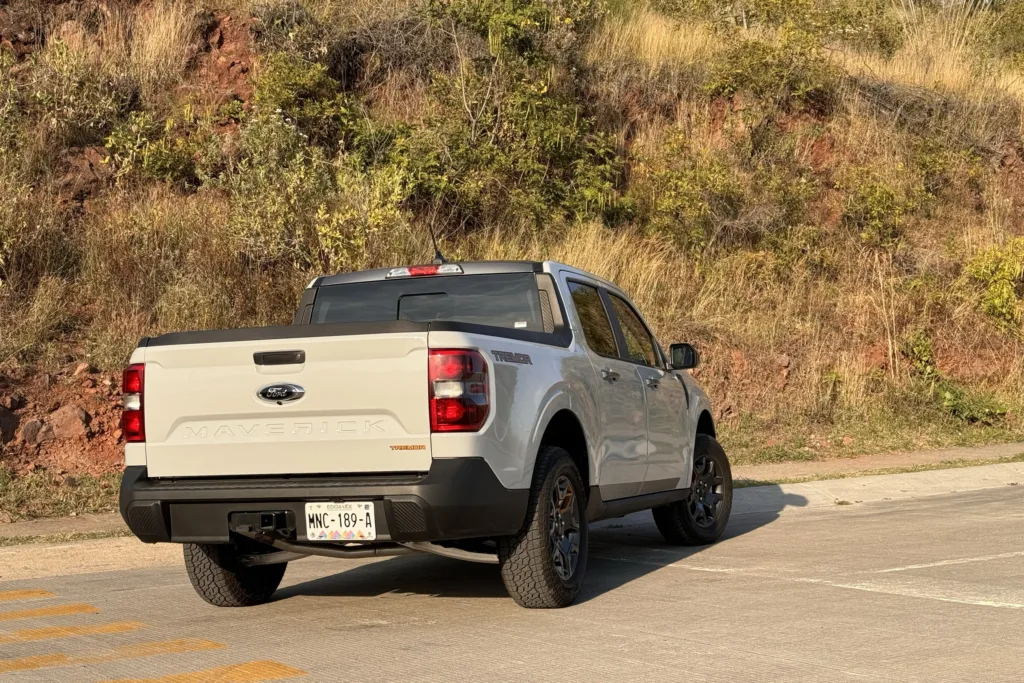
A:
312,273,543,330
568,283,617,357
609,295,657,366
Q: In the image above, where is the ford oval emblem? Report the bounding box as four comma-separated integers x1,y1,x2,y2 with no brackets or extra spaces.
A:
257,383,305,404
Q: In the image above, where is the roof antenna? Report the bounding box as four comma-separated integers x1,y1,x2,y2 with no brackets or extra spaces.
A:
427,221,447,264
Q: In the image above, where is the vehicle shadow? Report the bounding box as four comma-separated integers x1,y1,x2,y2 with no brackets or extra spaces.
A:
272,485,808,605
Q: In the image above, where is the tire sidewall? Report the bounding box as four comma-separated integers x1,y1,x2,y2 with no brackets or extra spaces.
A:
693,434,733,541
541,454,589,595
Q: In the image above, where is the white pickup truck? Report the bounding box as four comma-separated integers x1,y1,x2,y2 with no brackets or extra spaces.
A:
119,260,732,608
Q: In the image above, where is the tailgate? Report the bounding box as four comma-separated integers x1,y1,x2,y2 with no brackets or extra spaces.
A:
141,330,431,477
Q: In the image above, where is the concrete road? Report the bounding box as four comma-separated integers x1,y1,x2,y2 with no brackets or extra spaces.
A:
1,485,1023,682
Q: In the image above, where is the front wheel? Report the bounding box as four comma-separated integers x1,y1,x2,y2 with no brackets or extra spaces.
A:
498,446,588,608
652,434,732,545
183,543,286,607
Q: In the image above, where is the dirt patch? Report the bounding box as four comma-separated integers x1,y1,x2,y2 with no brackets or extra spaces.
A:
181,12,255,110
0,365,124,478
56,146,114,202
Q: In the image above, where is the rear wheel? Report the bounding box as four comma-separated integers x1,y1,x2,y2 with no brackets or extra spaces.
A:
498,447,588,608
652,435,732,545
183,543,286,607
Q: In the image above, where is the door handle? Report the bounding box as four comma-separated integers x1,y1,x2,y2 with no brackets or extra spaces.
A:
644,376,660,389
600,368,620,383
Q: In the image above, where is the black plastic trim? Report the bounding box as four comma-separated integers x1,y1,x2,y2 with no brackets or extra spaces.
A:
428,321,571,348
253,350,305,366
586,485,690,523
120,459,530,544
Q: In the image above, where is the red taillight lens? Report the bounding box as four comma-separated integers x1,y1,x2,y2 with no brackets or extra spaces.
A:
122,363,145,442
123,365,143,394
428,349,488,432
408,265,439,276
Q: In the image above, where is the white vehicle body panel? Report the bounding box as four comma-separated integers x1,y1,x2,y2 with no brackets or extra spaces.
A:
138,332,432,478
127,260,713,501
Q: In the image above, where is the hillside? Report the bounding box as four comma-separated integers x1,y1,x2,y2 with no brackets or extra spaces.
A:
1,0,1023,518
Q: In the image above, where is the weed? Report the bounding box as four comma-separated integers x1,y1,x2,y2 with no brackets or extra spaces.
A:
841,169,921,247
964,237,1024,329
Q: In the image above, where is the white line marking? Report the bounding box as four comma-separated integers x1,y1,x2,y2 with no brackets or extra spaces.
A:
874,550,1024,573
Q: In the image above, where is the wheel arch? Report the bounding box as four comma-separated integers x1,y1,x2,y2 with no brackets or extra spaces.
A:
537,409,590,496
696,410,716,438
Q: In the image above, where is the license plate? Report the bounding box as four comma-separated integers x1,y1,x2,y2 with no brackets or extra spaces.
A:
304,502,376,541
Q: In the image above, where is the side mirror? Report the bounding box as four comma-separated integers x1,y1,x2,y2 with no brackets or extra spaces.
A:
669,343,699,370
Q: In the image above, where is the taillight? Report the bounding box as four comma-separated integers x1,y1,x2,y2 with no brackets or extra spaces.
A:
428,349,489,432
122,363,145,442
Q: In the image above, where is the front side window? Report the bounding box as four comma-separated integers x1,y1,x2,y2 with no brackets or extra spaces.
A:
609,295,657,366
568,282,617,357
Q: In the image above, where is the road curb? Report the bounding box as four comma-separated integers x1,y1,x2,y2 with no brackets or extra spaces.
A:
734,461,1024,515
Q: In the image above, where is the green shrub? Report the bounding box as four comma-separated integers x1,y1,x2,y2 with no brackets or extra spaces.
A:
25,39,135,147
253,52,352,147
105,110,223,186
901,329,940,381
841,169,920,247
628,131,745,250
965,237,1024,328
706,29,839,112
935,379,1007,426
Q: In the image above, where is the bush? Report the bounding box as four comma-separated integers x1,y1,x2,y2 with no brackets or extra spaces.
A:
253,51,351,147
965,238,1024,329
105,110,223,186
628,130,745,250
841,169,921,247
706,29,839,113
24,39,135,147
935,379,1007,426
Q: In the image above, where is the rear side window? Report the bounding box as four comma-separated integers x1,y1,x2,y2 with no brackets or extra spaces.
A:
568,282,617,357
609,295,657,366
311,273,544,330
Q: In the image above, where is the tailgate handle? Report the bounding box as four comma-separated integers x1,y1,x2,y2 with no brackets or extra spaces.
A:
254,350,305,366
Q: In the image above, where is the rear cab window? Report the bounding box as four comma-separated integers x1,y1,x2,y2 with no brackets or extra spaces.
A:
567,282,618,357
311,273,546,331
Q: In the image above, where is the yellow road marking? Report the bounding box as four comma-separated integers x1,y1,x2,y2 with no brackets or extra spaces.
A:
0,603,99,621
0,589,54,602
0,638,225,673
98,660,307,683
0,620,146,643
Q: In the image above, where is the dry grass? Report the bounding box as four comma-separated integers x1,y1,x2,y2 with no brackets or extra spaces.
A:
130,0,202,98
587,6,719,78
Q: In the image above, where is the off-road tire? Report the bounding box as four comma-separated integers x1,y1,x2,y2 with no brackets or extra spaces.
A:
183,543,286,607
652,435,732,545
498,447,588,608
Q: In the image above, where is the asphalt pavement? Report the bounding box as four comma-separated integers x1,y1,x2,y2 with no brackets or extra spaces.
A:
0,469,1022,682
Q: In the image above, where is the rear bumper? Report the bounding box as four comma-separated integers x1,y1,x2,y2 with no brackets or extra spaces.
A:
119,458,529,544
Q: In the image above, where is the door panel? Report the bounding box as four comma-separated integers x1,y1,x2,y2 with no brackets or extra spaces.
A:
565,281,648,499
637,367,690,492
606,294,690,492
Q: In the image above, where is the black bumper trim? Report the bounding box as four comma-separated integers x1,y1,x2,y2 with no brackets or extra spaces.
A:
119,459,529,545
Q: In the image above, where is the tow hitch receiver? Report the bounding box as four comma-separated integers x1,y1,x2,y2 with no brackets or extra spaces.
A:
229,511,296,539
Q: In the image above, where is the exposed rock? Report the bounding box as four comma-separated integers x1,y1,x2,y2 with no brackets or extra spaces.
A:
57,146,113,201
0,406,18,443
1,394,25,411
49,405,91,439
18,419,54,444
73,362,95,377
